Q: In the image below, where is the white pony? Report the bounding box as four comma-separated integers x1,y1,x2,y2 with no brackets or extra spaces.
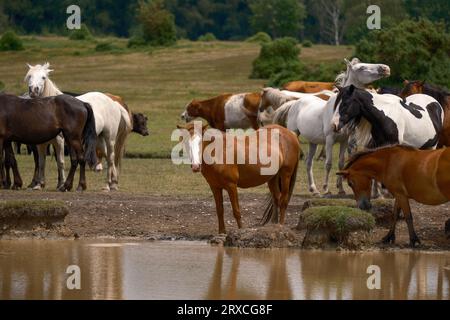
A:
272,58,391,195
25,63,132,191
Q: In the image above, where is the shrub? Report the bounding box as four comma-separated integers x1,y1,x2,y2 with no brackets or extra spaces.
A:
250,37,301,80
0,31,24,51
68,24,93,40
246,32,272,44
197,33,217,42
95,41,116,52
355,19,450,88
137,0,177,47
127,36,148,48
302,40,313,48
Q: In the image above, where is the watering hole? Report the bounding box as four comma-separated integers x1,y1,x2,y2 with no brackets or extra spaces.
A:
0,240,449,300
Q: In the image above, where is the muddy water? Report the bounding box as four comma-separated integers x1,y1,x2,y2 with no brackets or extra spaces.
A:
0,240,449,300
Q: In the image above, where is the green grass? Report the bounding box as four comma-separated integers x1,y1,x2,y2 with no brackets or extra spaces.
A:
302,206,376,236
0,36,354,196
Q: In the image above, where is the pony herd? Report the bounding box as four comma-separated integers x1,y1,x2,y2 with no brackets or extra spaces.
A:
0,63,149,192
181,57,450,247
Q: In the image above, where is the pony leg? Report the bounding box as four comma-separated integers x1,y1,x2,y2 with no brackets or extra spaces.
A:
212,187,226,234
34,144,47,190
106,139,118,191
54,135,66,189
306,143,320,195
336,141,348,195
278,172,292,225
28,145,39,189
382,199,401,244
397,197,421,247
323,136,335,195
0,141,5,188
60,143,79,192
5,142,22,190
226,184,243,230
4,148,11,189
96,139,107,172
267,177,281,224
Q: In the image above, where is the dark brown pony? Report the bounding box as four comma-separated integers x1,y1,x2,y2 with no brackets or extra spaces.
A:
400,80,450,147
338,145,450,247
283,81,335,93
178,123,300,234
0,93,97,191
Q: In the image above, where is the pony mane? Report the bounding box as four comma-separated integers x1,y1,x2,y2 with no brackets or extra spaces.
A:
344,145,417,169
422,83,450,108
43,78,63,97
335,71,348,87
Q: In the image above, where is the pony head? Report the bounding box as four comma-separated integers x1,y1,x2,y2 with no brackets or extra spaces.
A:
337,168,373,211
400,80,426,99
337,58,391,87
132,113,149,136
181,100,201,122
24,62,53,98
177,122,208,173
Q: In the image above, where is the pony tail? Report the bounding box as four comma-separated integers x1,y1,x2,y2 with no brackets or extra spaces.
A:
82,103,98,169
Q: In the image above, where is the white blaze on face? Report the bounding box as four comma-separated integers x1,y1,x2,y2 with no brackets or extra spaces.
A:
189,133,202,170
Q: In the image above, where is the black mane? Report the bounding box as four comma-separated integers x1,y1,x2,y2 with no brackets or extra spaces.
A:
422,83,450,108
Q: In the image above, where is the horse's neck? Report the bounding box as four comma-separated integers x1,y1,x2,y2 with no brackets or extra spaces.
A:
344,72,365,89
43,79,63,97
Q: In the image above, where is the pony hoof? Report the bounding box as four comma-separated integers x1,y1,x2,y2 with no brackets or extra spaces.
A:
32,185,43,191
12,185,22,191
95,164,104,172
109,183,119,191
382,234,396,244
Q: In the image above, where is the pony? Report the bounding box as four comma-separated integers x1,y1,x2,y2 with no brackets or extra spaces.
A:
332,85,444,150
271,58,391,195
178,123,300,234
258,88,334,112
0,93,97,191
24,63,66,189
25,63,133,191
181,92,262,131
400,80,450,147
283,81,335,93
337,145,450,247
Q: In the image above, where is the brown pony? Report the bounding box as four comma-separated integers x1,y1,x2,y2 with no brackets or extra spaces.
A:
400,80,450,147
283,81,335,93
0,93,97,191
338,145,450,247
181,93,261,131
178,123,301,234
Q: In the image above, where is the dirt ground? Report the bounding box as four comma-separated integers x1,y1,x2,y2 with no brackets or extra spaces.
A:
0,190,449,250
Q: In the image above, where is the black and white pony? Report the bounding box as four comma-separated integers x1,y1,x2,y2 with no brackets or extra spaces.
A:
332,85,444,150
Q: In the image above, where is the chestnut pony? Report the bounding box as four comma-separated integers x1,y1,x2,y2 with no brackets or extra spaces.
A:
338,145,450,247
178,123,300,234
400,80,450,147
283,81,335,93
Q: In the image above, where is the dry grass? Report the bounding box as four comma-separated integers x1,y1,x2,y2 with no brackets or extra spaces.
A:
0,37,354,196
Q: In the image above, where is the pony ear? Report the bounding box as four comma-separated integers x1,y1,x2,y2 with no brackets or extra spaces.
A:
176,125,185,130
403,80,409,86
351,57,361,65
202,124,209,132
26,63,32,69
344,58,351,67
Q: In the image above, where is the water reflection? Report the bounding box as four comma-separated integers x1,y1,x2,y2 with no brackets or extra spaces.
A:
0,240,448,300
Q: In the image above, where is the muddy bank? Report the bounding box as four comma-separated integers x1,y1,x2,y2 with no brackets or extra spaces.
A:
0,191,449,250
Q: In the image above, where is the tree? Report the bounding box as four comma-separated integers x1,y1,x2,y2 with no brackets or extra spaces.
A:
309,0,346,45
137,0,177,46
355,19,450,88
249,0,306,39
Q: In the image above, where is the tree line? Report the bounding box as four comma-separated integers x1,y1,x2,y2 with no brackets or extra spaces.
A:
0,0,448,44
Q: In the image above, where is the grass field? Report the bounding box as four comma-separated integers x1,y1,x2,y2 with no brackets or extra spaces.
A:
0,36,354,196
